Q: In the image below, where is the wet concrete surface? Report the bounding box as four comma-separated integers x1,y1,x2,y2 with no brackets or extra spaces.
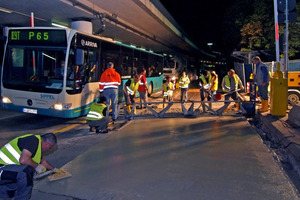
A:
1,88,300,199
32,116,299,200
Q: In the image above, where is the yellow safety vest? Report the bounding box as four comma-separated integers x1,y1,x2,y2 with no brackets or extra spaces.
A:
223,74,239,92
124,78,139,95
210,76,218,91
163,82,174,97
86,103,106,121
179,75,190,88
0,134,42,165
199,72,212,88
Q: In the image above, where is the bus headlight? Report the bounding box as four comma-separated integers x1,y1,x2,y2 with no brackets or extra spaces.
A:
2,97,12,104
53,103,72,110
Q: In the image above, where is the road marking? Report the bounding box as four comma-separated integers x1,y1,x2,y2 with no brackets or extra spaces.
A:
52,120,86,134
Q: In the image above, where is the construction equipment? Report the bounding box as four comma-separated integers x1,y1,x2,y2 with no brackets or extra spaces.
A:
48,169,72,181
33,168,72,181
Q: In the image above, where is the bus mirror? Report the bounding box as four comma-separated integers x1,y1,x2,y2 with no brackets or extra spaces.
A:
75,49,84,65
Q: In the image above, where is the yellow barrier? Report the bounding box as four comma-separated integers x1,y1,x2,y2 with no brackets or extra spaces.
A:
270,62,288,116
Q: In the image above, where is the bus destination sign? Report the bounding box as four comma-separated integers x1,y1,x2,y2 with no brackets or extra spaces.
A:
9,29,67,46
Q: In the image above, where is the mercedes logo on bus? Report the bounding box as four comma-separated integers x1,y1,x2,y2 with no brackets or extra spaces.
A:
27,99,33,106
81,39,85,46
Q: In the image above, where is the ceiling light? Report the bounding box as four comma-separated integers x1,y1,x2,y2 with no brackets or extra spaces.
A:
51,23,68,29
0,7,12,13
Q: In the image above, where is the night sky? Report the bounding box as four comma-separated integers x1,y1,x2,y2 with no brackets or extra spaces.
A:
160,0,235,51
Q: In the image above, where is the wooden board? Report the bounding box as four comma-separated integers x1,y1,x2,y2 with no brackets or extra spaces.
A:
48,170,72,182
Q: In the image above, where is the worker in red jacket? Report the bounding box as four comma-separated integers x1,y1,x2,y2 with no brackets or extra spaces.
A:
99,62,121,122
138,68,148,109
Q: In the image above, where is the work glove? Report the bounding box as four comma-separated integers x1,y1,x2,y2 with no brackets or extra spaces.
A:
53,168,64,174
35,164,46,174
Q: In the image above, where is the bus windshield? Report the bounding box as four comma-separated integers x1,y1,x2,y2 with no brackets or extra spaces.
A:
3,46,66,93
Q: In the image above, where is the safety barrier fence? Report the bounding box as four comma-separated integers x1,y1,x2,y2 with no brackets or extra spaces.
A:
116,99,255,119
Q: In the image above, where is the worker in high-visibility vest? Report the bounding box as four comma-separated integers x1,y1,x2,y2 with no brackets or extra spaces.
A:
222,69,244,112
179,71,190,102
210,70,219,105
162,76,174,105
86,96,110,133
199,70,212,100
198,70,212,111
124,74,140,114
0,133,60,200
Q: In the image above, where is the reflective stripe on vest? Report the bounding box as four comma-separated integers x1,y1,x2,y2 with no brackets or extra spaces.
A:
0,134,42,165
86,103,106,121
139,75,147,85
164,90,173,96
223,74,238,92
179,76,190,88
126,86,135,95
99,81,120,90
87,111,103,120
123,78,139,95
163,82,173,96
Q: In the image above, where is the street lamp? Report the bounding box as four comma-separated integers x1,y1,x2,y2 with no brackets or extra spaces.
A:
207,42,213,50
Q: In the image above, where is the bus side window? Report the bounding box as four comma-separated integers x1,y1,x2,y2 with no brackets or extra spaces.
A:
85,63,97,82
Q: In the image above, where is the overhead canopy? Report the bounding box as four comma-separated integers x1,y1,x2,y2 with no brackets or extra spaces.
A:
0,0,203,56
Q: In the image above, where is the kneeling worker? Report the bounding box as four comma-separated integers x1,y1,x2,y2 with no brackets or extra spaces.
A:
0,133,60,200
86,96,110,133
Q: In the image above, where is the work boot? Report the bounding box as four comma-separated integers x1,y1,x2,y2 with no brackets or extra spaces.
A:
260,99,268,112
126,105,131,114
96,129,108,134
133,106,136,115
223,108,228,113
235,103,239,111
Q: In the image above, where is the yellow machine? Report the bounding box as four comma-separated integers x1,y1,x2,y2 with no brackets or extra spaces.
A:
286,71,300,105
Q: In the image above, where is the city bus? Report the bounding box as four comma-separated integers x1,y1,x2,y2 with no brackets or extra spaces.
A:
1,27,164,118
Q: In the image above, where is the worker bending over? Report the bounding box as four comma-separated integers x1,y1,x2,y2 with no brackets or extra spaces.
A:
0,133,59,200
222,69,244,112
124,74,140,114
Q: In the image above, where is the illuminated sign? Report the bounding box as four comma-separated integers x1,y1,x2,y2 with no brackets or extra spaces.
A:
74,33,100,49
8,29,67,46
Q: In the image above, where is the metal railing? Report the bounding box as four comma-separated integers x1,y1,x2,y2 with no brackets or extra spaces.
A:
116,99,252,120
